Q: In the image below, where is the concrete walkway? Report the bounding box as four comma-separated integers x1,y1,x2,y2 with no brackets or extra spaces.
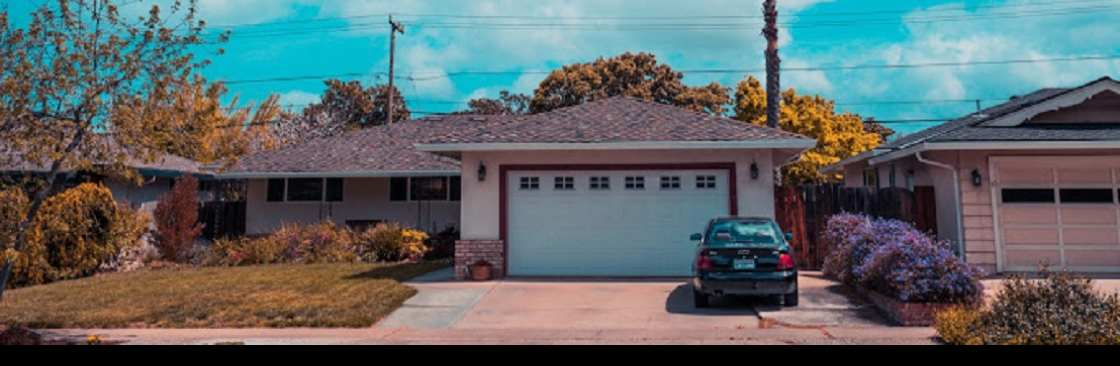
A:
376,268,495,329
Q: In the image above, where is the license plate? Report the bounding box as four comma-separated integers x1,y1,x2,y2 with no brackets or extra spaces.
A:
734,259,757,271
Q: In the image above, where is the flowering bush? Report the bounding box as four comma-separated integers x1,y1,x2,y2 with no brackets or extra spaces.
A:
822,213,984,304
265,222,359,264
354,223,430,262
936,269,1120,345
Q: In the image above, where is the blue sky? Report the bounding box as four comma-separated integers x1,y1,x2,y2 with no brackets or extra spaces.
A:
8,0,1120,135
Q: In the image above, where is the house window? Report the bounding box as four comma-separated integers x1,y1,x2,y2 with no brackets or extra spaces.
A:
267,179,286,202
1002,189,1056,204
287,178,324,202
625,176,645,190
696,176,717,189
389,177,459,202
661,176,682,189
590,177,611,190
555,177,575,191
1060,189,1114,204
863,168,880,190
326,178,344,202
412,177,449,201
520,177,541,190
450,177,462,201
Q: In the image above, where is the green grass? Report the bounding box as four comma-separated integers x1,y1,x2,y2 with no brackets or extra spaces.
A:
0,263,448,329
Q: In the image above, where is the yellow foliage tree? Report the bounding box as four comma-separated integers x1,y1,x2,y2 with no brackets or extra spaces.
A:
733,76,883,185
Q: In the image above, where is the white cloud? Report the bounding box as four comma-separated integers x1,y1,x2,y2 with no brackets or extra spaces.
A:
278,90,321,107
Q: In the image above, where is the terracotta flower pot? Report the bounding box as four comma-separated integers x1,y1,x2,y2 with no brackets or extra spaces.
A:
470,261,493,282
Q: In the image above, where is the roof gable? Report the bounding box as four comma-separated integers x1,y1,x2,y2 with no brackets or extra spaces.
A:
982,77,1120,127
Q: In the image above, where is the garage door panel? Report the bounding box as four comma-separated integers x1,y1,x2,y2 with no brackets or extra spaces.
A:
1003,228,1060,245
1061,207,1118,225
998,167,1055,184
508,170,728,277
1001,207,1058,225
1064,250,1120,268
1063,228,1120,246
1057,168,1113,184
1004,250,1062,268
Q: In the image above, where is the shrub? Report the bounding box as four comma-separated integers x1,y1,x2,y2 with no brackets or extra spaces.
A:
934,306,985,346
212,237,284,266
354,223,429,263
0,328,42,346
153,175,205,262
3,184,149,288
936,269,1120,345
265,222,359,264
821,213,984,304
424,226,459,261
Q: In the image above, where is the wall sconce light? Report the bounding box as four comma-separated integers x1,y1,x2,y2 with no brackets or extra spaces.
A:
750,163,760,180
971,169,983,187
478,163,488,182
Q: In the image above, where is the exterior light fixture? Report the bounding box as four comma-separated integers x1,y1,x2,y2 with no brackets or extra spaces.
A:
972,169,983,187
478,163,488,182
750,163,760,180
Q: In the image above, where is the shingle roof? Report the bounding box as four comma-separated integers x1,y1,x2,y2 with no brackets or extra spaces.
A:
227,115,513,175
0,143,200,174
426,96,810,144
881,87,1073,149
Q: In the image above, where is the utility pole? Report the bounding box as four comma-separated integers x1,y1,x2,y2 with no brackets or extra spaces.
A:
388,16,405,124
763,0,781,129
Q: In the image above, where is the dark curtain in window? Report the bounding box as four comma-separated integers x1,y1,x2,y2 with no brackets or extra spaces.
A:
267,179,286,202
287,178,324,202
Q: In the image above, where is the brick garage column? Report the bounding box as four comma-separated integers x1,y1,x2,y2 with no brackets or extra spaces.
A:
455,240,506,280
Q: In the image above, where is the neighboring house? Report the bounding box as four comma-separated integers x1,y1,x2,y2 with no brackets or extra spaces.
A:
823,77,1120,274
0,149,202,215
224,116,514,235
417,96,815,278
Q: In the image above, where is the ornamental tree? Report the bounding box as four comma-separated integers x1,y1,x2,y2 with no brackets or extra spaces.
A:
0,0,241,303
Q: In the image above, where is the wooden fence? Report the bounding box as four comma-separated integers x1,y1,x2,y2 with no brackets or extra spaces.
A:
199,201,247,240
775,185,938,270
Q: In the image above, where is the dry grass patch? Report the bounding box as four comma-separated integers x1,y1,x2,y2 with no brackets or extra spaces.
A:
0,263,448,328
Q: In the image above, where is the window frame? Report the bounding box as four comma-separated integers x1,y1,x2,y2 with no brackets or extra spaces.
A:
554,176,575,191
590,176,611,191
660,176,682,190
388,176,461,203
625,176,646,190
696,175,717,189
520,177,541,191
267,178,345,204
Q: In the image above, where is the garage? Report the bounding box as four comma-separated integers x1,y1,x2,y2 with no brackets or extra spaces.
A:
507,169,732,277
994,157,1120,273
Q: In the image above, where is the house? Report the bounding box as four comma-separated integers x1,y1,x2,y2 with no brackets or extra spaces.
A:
823,77,1120,274
0,147,203,215
223,116,515,235
416,96,815,278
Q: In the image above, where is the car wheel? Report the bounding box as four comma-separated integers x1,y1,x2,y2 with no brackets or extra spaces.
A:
693,290,711,308
783,291,800,307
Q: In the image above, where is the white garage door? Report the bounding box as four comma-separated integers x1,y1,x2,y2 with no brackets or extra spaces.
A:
994,157,1120,273
508,170,731,277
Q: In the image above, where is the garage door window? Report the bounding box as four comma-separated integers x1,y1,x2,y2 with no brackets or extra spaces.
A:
661,176,682,190
625,176,645,190
520,177,540,190
696,175,717,189
590,177,611,190
1060,189,1115,204
554,177,575,191
1002,189,1056,204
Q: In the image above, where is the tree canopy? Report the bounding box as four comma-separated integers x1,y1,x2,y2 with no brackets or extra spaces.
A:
529,52,729,115
0,0,245,301
304,79,410,129
454,91,531,116
733,76,883,185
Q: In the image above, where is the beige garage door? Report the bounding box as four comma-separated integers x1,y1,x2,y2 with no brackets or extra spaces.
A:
994,157,1120,273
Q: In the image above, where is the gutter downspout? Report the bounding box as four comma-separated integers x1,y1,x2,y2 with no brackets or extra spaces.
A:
915,152,966,259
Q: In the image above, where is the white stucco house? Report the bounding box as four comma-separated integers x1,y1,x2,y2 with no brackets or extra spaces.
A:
823,77,1120,275
228,96,815,279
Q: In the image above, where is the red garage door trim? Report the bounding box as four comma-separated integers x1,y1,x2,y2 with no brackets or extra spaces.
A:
498,163,739,275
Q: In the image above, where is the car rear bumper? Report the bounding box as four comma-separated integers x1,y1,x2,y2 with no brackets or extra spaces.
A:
693,272,798,296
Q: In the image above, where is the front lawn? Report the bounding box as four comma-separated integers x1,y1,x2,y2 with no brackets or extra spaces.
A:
0,263,447,328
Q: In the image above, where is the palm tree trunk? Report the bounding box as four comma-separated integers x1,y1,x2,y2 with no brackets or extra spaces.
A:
763,0,781,129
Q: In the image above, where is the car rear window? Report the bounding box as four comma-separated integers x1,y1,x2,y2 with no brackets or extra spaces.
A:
707,221,782,247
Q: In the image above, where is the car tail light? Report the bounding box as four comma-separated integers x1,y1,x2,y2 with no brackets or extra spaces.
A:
777,254,795,271
697,255,713,271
